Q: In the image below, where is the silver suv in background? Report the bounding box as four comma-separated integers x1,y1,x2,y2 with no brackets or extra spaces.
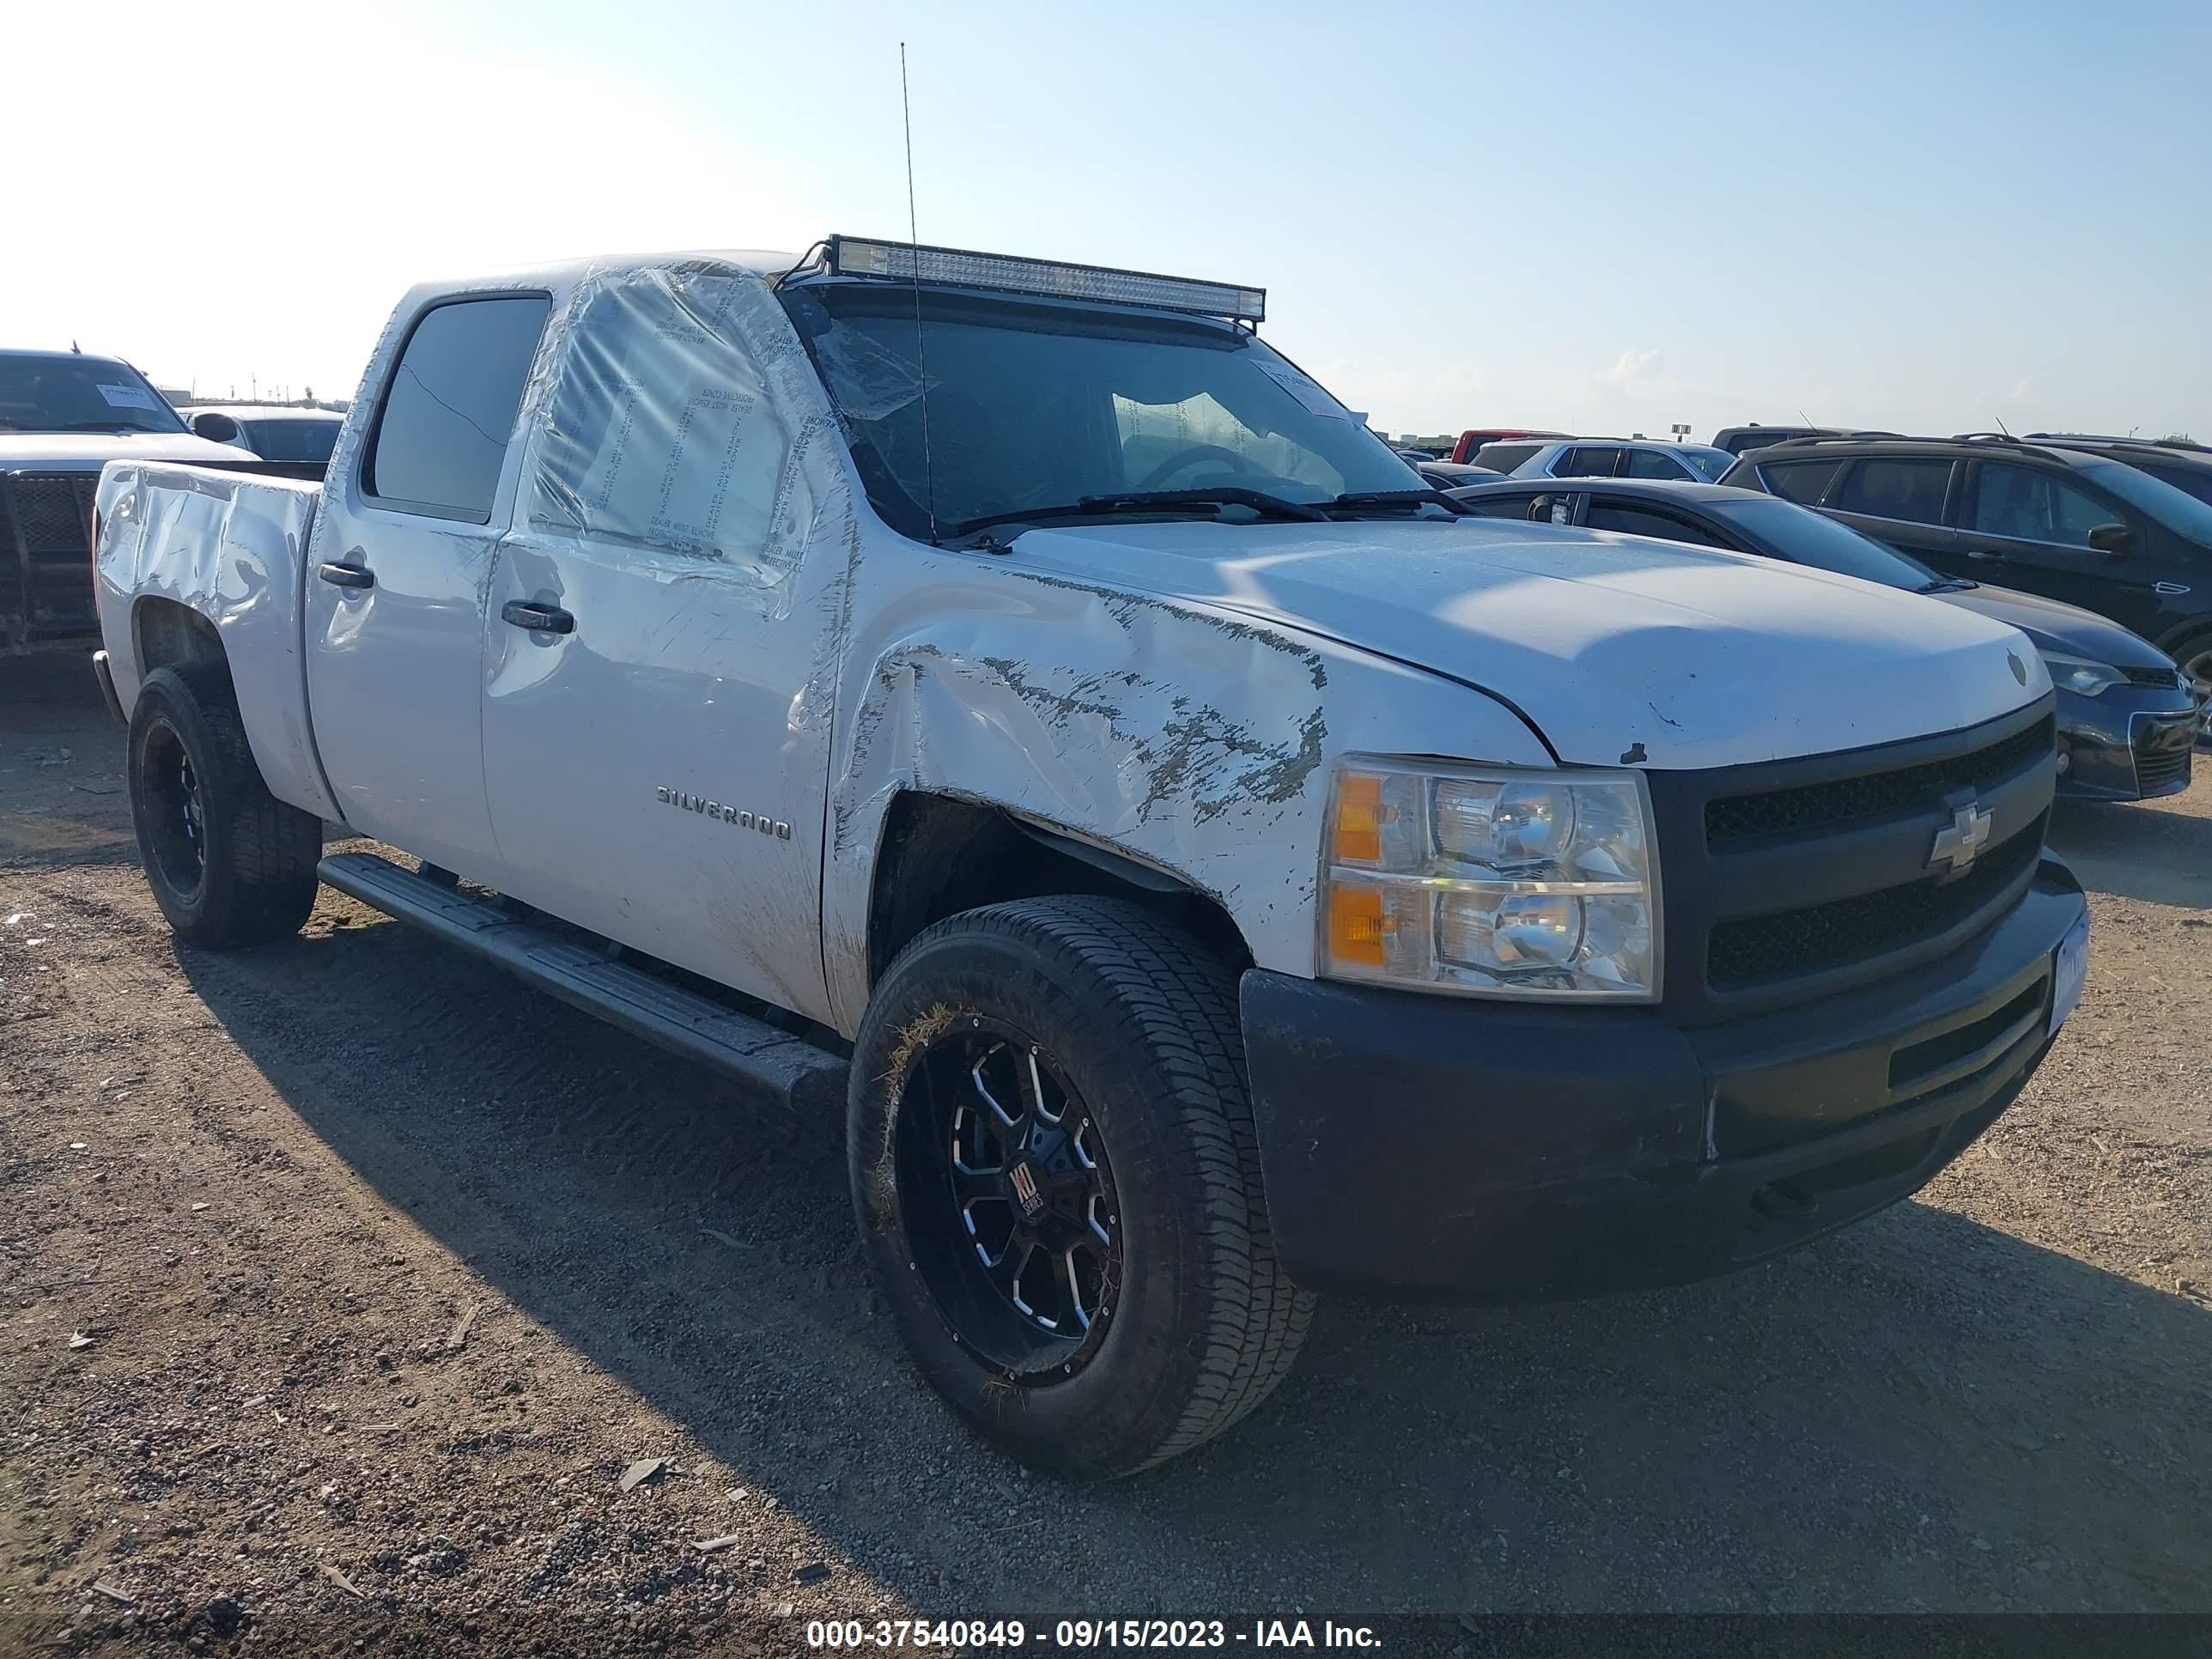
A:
1505,438,1736,483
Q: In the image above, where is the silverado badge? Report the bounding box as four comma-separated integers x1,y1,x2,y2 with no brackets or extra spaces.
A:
657,787,791,841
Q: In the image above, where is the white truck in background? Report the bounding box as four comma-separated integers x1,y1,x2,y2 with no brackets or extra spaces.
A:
0,347,249,645
92,238,2088,1477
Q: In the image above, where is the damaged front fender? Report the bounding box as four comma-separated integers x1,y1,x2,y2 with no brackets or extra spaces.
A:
821,560,1549,1033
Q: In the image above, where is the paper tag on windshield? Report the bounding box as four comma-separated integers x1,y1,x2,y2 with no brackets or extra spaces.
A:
1254,360,1351,422
96,383,162,412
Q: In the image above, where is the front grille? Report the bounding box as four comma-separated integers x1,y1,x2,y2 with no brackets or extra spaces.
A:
1707,813,2046,993
2122,665,2184,690
2,470,103,642
4,471,100,561
1705,715,2052,845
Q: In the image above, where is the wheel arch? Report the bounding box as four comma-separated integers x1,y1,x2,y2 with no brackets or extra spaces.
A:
2155,617,2212,662
862,792,1255,993
132,594,230,683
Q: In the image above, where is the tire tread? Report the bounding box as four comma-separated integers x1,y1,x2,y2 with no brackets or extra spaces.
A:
908,896,1316,1470
131,662,320,947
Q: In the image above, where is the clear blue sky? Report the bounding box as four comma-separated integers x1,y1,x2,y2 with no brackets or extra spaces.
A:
14,0,2208,440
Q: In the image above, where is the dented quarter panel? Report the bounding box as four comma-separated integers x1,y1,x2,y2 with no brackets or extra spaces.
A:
93,462,338,820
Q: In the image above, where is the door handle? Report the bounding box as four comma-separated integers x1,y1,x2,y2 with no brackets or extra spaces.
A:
501,599,574,635
1965,548,2008,563
318,561,374,589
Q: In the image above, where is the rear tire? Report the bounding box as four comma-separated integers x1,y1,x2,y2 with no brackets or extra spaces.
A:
127,662,321,948
850,896,1316,1479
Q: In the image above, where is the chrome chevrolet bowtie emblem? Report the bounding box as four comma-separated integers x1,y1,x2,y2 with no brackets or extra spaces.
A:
1929,803,1994,876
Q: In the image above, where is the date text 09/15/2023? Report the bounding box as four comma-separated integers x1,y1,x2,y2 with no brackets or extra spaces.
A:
805,1620,1383,1650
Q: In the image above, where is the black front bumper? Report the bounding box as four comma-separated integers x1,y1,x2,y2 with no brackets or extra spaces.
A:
2054,682,2195,799
1241,861,2087,1304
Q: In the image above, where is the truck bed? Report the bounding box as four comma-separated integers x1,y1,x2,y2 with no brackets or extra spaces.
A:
94,459,337,822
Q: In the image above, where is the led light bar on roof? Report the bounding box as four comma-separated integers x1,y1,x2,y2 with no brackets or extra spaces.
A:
825,235,1266,323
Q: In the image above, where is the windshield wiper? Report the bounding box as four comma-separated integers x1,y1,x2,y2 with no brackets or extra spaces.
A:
948,488,1328,538
1917,577,1978,593
44,421,168,435
1316,489,1470,517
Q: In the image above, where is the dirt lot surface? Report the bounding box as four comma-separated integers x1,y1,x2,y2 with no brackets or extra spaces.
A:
3,648,2208,1653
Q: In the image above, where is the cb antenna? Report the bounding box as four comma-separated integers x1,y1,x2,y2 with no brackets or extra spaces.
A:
900,42,939,544
1994,415,2013,438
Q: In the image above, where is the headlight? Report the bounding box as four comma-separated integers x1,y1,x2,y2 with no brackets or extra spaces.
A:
1322,760,1661,1000
2039,652,2124,697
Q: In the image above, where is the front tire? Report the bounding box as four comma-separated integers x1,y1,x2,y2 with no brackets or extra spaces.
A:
2173,631,2212,747
126,662,321,948
850,897,1315,1479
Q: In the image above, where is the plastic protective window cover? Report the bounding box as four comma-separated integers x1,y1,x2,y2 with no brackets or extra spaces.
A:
518,261,835,594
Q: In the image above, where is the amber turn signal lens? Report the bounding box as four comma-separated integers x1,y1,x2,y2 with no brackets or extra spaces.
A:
1328,885,1389,968
1334,772,1383,864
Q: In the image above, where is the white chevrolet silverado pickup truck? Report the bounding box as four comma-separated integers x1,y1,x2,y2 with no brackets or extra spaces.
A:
91,238,2091,1477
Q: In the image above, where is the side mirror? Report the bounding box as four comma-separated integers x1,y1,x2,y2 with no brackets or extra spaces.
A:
2087,522,2134,561
190,411,241,444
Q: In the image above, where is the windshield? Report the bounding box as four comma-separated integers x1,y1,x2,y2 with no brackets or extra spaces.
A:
0,353,185,434
2078,458,2212,544
1711,495,1943,590
239,418,342,464
1682,447,1735,482
780,284,1418,537
2137,461,2212,509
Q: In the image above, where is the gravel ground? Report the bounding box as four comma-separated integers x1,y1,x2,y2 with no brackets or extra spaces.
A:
2,648,2208,1653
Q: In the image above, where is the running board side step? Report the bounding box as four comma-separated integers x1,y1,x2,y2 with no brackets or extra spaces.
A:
317,852,848,1114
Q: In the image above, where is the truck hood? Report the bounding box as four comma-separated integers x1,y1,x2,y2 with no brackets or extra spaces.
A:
0,431,246,468
1007,517,2051,769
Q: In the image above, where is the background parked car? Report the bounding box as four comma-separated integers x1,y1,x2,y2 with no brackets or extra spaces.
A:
1506,438,1736,483
0,347,256,645
1713,424,1902,456
1453,475,2197,799
1468,438,1556,473
1723,434,2212,743
1447,426,1568,464
1416,459,1500,491
2017,434,2212,509
180,405,346,465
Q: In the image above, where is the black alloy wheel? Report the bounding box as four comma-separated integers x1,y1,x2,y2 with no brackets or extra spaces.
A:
896,1021,1121,1380
138,725,207,899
